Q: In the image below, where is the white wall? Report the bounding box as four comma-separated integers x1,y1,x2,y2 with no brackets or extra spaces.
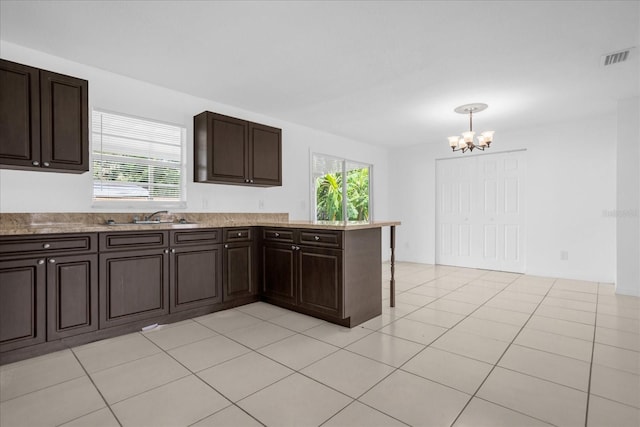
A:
616,96,640,296
0,41,391,235
389,115,618,283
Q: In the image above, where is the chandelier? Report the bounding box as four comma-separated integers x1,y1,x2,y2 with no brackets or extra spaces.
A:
448,103,495,153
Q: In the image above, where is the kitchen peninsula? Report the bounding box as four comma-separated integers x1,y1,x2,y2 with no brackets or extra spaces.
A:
0,213,399,364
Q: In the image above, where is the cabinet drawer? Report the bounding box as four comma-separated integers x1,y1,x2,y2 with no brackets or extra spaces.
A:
262,228,294,243
224,227,252,242
299,230,343,248
0,234,96,257
99,231,168,251
171,229,221,246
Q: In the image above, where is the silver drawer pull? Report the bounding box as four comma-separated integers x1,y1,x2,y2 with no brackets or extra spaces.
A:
32,161,40,166
238,232,242,236
225,244,229,248
314,236,320,241
49,259,56,263
43,243,51,249
291,245,296,250
43,162,50,167
37,259,45,265
274,232,280,237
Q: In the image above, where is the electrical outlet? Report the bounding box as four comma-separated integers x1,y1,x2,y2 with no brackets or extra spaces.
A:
560,250,569,261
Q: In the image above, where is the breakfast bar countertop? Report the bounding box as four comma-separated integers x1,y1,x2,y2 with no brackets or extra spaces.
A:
0,213,400,235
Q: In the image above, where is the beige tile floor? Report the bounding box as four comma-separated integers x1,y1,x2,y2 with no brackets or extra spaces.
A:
1,262,639,427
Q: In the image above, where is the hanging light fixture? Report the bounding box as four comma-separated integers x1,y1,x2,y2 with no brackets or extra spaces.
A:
448,103,495,153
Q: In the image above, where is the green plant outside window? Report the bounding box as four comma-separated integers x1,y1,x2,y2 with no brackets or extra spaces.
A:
313,154,371,222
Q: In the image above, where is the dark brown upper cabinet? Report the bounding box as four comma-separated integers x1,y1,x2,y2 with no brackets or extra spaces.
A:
194,111,281,186
0,59,89,173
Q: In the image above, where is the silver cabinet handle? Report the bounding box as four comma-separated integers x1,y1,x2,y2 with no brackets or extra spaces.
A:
238,232,242,236
171,249,176,254
37,259,45,265
296,246,300,250
32,161,40,166
43,162,50,167
164,249,169,254
43,243,51,249
314,236,320,241
274,232,280,237
291,245,296,250
250,179,254,183
224,244,229,248
49,259,56,263
245,179,249,183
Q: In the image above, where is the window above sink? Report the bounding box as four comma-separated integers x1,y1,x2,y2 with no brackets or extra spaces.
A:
91,109,187,209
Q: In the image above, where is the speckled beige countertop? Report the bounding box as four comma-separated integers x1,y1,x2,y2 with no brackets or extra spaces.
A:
0,213,400,235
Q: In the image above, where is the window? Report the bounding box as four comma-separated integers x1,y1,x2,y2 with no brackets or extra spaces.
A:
311,153,372,222
92,110,186,207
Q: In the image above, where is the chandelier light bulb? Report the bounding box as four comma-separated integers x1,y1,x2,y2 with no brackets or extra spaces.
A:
462,131,475,143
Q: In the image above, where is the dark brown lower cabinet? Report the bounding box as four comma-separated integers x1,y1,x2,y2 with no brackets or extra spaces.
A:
223,241,258,301
170,244,222,312
262,243,343,319
0,226,383,364
262,228,381,327
47,254,98,340
0,258,46,352
99,248,169,328
262,242,296,305
297,247,343,318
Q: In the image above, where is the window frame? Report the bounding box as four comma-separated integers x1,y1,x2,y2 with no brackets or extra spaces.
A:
309,152,373,223
91,108,187,209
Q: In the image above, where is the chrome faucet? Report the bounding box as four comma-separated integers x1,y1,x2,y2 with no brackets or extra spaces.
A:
144,210,168,222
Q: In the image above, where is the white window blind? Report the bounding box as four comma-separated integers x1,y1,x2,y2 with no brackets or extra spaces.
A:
92,110,186,207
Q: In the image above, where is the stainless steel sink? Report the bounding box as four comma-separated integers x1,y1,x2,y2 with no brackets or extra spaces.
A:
105,218,196,226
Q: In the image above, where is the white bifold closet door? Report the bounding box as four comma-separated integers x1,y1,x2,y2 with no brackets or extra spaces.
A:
436,150,526,273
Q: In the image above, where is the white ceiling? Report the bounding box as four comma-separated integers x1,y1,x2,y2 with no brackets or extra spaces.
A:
1,0,638,148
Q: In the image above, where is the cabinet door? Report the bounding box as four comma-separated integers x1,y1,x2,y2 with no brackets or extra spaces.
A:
207,113,248,183
99,249,169,328
297,247,344,318
40,70,89,172
0,258,46,352
0,59,40,169
170,244,222,312
47,254,98,340
249,122,281,186
262,242,296,305
223,241,257,301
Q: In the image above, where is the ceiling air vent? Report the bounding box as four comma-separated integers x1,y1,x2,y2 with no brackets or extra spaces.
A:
601,47,636,66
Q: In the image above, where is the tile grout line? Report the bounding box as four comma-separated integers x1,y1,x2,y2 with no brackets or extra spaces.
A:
73,332,165,375
7,265,629,427
138,329,268,427
447,277,558,427
583,283,601,427
295,269,493,425
321,270,520,426
68,349,123,427
159,308,398,425
318,400,412,427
